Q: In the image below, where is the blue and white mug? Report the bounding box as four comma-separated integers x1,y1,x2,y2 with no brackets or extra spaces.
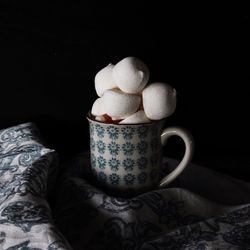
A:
87,114,194,192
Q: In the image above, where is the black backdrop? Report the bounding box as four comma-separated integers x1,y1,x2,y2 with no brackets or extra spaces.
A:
0,3,249,180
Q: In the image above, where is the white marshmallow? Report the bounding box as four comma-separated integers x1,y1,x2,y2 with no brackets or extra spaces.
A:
119,110,151,124
95,115,106,122
103,89,141,118
113,57,150,94
95,64,117,97
142,83,177,120
91,98,105,116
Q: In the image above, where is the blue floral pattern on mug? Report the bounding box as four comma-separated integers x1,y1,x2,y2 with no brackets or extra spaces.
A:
91,154,96,168
89,123,95,135
87,118,170,191
124,173,135,185
122,142,135,156
97,140,106,154
121,127,135,140
108,158,120,172
97,172,107,183
137,141,148,154
97,156,106,169
137,172,148,184
122,158,135,171
107,126,119,140
109,173,120,185
137,157,148,169
108,141,120,156
137,126,148,138
90,138,95,151
95,124,105,138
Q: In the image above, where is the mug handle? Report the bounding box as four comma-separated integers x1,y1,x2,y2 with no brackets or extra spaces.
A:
159,127,194,188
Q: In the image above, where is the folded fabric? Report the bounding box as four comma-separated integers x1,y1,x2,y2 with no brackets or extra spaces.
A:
0,123,71,250
1,123,250,250
53,153,250,250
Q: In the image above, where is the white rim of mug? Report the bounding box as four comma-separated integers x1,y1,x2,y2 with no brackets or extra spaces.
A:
86,111,166,126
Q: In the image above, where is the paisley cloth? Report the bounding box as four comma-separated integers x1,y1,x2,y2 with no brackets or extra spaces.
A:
0,123,71,249
1,123,250,249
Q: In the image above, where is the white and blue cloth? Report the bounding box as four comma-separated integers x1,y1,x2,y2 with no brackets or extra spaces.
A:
0,123,250,249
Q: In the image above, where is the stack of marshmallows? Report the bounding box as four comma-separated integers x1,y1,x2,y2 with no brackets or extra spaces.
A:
91,57,177,124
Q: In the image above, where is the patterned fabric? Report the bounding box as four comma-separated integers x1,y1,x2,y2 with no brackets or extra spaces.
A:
1,123,250,249
54,154,250,250
0,123,71,250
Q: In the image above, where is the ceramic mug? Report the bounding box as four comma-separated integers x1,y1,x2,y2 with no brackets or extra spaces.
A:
87,114,194,192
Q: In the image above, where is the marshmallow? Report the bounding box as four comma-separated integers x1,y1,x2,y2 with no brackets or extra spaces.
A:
91,98,105,116
95,115,106,122
95,64,117,97
119,110,151,124
103,89,141,118
142,83,177,120
113,57,150,94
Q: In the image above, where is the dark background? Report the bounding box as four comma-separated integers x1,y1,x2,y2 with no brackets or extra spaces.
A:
0,3,249,180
